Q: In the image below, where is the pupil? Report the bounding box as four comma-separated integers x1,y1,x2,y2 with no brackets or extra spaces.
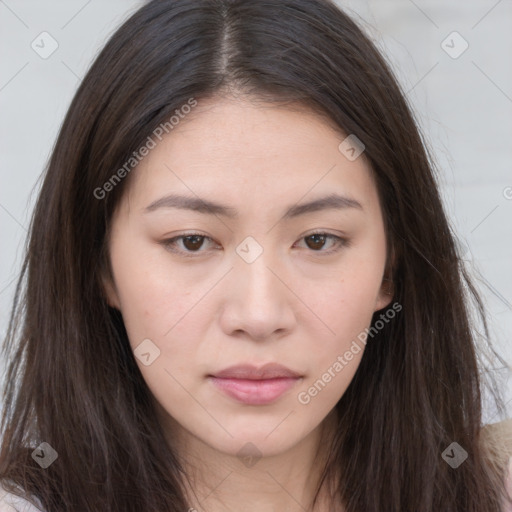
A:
184,235,203,251
307,234,325,250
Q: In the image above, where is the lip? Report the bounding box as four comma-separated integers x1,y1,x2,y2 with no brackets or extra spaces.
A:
211,363,302,380
208,364,303,405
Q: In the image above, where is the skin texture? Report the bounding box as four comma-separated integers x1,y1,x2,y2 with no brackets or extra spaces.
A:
103,96,393,511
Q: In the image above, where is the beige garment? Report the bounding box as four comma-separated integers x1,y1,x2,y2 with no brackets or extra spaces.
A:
482,419,512,512
0,482,43,512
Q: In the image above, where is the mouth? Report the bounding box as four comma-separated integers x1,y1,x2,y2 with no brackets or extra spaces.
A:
208,363,303,405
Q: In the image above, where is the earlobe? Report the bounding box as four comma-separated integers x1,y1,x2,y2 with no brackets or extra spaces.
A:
375,244,398,312
375,277,394,312
99,245,121,309
101,274,121,310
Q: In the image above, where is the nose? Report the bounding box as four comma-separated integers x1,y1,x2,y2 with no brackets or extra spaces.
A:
218,249,296,342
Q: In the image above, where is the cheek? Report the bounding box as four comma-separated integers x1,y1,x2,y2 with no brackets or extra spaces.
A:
297,348,363,411
308,259,383,342
299,256,383,399
108,235,198,345
108,236,213,399
296,281,373,410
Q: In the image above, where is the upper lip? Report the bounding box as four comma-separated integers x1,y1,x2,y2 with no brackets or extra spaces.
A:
210,363,302,380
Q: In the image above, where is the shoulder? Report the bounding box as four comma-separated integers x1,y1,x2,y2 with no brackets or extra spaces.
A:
481,418,512,512
481,418,512,464
0,481,44,512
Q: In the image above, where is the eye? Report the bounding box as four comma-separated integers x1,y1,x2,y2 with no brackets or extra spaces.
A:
160,231,349,258
160,233,218,257
294,232,348,254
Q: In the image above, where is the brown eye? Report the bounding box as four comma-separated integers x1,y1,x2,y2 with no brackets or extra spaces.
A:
181,235,206,251
161,233,217,257
295,233,348,254
305,234,328,250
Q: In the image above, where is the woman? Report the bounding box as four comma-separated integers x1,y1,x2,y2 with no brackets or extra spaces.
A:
1,0,511,510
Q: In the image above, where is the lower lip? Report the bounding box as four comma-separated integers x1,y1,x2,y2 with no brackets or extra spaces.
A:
209,377,300,405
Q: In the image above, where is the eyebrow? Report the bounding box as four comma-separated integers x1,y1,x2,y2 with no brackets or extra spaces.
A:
143,192,363,219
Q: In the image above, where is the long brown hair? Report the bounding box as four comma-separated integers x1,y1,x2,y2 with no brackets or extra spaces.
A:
1,0,509,510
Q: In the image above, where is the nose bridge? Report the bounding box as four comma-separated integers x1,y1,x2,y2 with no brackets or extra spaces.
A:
235,238,281,301
219,236,295,339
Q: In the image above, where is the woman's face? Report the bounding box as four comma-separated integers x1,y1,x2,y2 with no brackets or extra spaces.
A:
105,96,392,458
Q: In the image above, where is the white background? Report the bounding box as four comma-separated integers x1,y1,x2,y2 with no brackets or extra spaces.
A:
1,0,511,419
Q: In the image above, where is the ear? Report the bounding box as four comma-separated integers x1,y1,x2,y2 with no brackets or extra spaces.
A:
102,275,121,309
100,263,121,310
374,276,394,312
374,244,397,312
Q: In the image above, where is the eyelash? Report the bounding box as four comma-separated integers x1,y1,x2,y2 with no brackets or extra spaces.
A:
160,231,349,258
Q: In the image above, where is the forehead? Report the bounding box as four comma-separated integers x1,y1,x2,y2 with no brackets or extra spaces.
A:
121,95,379,216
